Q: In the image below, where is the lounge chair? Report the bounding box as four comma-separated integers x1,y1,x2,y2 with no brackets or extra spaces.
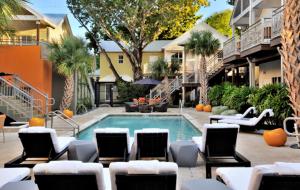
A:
192,123,251,178
218,109,274,130
33,161,109,190
209,107,256,123
5,127,75,168
109,160,178,190
0,167,31,188
94,128,134,163
216,162,300,190
134,128,169,161
125,102,139,112
153,102,168,112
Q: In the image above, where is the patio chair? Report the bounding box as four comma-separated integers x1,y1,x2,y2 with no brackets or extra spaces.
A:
5,127,76,168
0,167,31,188
94,128,134,164
209,107,256,123
0,114,6,143
124,102,139,112
33,161,108,190
109,160,178,190
216,162,300,190
134,128,169,161
218,109,274,130
153,102,168,112
192,123,251,178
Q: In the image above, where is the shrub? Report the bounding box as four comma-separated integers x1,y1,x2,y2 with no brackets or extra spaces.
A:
222,86,256,113
248,83,292,126
208,82,233,106
221,109,238,115
220,83,238,106
212,106,229,114
116,80,147,102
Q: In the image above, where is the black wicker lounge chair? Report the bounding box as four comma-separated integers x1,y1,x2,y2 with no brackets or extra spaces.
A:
192,123,251,178
125,102,139,112
33,161,106,190
94,128,133,165
135,129,169,161
153,102,168,112
5,127,75,168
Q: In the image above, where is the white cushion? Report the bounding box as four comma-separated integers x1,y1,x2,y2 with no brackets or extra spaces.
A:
128,160,160,174
248,165,277,190
274,162,300,175
33,161,105,190
19,127,75,153
216,167,253,190
133,128,169,153
103,168,111,190
0,168,30,188
192,136,204,152
109,161,178,190
94,128,132,152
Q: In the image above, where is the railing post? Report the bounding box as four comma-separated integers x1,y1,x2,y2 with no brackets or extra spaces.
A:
150,89,152,99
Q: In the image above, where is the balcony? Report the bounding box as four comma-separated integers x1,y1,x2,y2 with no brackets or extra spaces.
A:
240,18,272,56
223,37,241,63
271,6,284,46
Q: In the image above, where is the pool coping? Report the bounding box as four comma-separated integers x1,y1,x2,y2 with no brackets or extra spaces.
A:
79,112,204,134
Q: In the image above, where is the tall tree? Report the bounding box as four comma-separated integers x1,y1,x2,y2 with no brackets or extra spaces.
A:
67,0,208,80
185,31,220,104
205,9,233,37
0,0,28,36
150,58,181,80
48,36,93,111
281,0,300,122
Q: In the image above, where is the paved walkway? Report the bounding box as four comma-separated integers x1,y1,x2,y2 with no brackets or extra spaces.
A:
1,107,300,186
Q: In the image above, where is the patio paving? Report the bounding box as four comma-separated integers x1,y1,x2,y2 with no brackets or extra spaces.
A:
1,107,300,187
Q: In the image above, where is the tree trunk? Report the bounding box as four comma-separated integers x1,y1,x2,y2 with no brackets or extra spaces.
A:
87,76,96,108
60,74,74,111
72,72,78,112
132,48,144,80
200,55,208,104
281,0,300,122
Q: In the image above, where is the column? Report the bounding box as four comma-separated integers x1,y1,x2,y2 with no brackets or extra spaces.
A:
36,20,40,45
182,49,186,83
247,57,255,87
182,87,185,105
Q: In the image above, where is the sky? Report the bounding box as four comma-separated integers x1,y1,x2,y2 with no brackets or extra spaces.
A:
29,0,232,38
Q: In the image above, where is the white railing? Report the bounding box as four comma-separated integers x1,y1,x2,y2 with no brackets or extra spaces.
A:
272,6,284,39
223,37,241,59
241,18,272,52
207,50,224,76
0,77,34,118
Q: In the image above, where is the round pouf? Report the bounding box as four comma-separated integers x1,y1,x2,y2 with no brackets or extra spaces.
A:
263,128,287,147
170,141,198,167
181,179,231,190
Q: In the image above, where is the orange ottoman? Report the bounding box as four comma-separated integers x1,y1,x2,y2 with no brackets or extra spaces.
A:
263,128,287,147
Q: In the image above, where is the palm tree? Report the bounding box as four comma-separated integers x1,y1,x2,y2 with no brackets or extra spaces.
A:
48,36,93,111
281,0,300,121
185,31,220,104
150,57,181,80
0,0,28,36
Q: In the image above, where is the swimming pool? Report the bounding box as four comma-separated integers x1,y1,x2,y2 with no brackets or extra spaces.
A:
78,115,201,142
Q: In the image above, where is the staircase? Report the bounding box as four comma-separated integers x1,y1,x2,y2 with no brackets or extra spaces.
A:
149,50,224,102
0,75,54,121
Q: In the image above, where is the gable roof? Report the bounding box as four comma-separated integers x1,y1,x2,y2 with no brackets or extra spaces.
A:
44,14,67,26
100,40,172,53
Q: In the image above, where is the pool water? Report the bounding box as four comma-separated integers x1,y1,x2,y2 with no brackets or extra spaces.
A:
78,115,201,142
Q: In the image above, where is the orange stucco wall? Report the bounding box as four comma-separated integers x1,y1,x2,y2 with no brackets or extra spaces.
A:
0,46,52,98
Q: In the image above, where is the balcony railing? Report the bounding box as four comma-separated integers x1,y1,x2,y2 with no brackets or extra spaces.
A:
223,37,241,59
241,18,272,52
272,6,284,39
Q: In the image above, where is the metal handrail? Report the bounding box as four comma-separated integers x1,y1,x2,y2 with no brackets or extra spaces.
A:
48,110,80,137
283,117,300,149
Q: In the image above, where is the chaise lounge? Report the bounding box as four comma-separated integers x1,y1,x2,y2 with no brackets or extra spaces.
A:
209,107,256,123
0,167,31,189
216,162,300,190
109,160,178,190
192,123,251,178
218,109,274,130
94,128,134,164
5,127,75,168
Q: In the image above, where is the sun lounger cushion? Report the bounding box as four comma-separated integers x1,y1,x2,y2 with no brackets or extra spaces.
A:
33,161,106,190
274,162,300,175
0,168,30,188
192,123,239,152
109,161,178,190
19,127,75,153
94,128,133,152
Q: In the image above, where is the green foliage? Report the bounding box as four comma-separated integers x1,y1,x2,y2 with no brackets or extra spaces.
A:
221,83,238,106
222,86,256,113
205,9,233,37
149,58,181,80
48,36,93,78
185,31,221,57
208,84,226,106
116,80,148,102
248,84,292,122
212,106,229,115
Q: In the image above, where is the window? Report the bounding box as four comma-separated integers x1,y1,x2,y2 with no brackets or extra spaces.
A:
118,55,124,64
272,77,281,84
105,84,112,101
171,52,183,64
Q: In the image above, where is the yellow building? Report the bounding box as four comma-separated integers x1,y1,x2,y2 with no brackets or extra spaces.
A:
97,40,171,104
